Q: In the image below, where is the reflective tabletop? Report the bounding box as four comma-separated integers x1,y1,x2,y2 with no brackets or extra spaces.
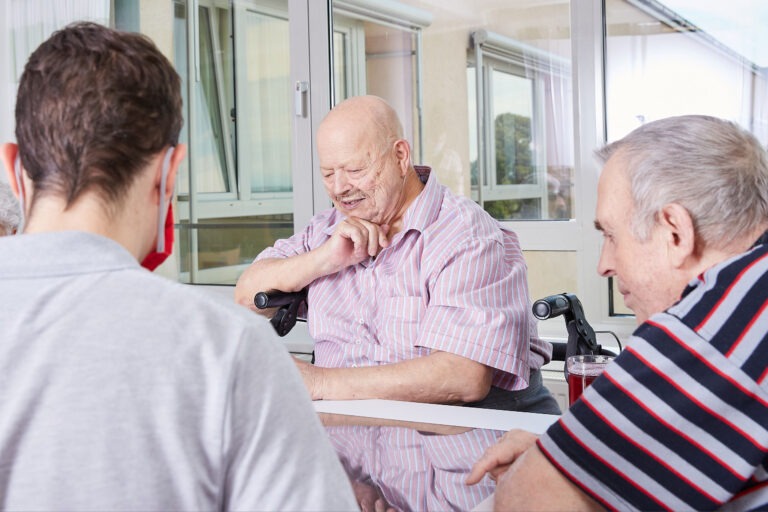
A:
320,412,502,511
315,399,558,511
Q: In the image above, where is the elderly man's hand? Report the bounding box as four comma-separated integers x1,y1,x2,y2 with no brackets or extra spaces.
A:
293,356,327,400
465,429,539,485
322,217,390,273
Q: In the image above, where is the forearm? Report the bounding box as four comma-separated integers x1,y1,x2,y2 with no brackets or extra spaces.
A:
234,250,331,307
312,351,492,404
493,444,604,512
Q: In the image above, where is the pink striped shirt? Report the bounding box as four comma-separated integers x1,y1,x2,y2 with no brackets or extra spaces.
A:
325,424,499,510
257,169,550,391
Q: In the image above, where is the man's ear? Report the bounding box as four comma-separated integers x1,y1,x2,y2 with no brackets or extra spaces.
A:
0,143,20,196
153,144,186,204
393,139,411,177
659,203,696,268
165,144,186,201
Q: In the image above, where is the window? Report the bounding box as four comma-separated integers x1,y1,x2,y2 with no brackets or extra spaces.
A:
468,30,574,221
173,0,294,284
331,0,432,157
166,0,766,341
604,0,768,315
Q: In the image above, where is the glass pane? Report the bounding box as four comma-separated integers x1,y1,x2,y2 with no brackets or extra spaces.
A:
173,0,294,285
331,6,419,146
173,3,232,196
178,216,293,273
333,31,347,104
610,278,632,316
605,0,768,141
484,198,540,221
492,70,534,187
524,250,578,306
197,7,230,193
467,65,478,187
364,23,418,145
605,0,768,315
331,1,574,220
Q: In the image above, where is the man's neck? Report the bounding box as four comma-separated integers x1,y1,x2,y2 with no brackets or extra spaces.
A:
23,195,148,260
386,168,425,237
691,224,768,277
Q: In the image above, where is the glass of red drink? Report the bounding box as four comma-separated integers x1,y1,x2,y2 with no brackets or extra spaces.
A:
566,354,614,406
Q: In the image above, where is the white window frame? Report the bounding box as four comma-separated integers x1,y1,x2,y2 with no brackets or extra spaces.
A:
177,0,323,283
569,0,636,342
470,36,554,221
469,29,582,248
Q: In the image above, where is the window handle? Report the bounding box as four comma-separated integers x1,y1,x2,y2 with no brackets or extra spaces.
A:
295,81,308,118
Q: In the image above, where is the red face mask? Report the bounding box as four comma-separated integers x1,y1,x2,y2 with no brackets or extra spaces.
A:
141,203,174,271
141,148,175,271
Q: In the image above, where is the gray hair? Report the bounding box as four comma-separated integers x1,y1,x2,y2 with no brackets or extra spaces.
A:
0,181,21,236
596,115,768,249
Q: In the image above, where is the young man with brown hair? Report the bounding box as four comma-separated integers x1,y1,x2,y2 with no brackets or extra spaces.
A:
0,22,356,511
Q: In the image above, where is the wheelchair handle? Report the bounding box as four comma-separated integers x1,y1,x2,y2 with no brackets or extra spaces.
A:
254,289,306,310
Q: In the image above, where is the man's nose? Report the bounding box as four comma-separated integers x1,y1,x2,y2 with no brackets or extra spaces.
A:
332,170,351,194
597,244,614,277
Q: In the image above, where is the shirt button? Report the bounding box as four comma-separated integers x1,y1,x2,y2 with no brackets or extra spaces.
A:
355,339,361,345
358,318,364,325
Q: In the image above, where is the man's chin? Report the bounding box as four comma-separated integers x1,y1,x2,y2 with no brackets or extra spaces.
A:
621,295,643,324
632,308,650,326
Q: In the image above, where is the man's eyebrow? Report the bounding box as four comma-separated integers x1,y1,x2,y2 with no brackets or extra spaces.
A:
594,220,604,232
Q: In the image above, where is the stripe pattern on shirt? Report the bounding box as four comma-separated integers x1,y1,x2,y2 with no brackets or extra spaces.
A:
257,170,549,391
325,425,499,511
539,241,768,511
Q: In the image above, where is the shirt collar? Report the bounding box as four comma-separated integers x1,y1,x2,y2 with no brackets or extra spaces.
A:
680,229,768,300
399,166,441,235
752,229,768,248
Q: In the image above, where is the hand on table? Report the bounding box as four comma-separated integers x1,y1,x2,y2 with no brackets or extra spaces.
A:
465,429,539,485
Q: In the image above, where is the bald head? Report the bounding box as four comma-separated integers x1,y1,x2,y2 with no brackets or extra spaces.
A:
319,95,404,151
316,95,421,232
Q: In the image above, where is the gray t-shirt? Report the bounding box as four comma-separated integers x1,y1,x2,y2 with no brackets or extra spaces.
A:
0,231,357,511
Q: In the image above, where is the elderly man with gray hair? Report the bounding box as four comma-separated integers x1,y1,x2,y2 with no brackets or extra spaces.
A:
468,115,768,511
0,181,20,236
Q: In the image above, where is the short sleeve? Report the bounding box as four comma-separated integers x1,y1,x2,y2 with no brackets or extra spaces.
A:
221,321,358,510
417,235,534,383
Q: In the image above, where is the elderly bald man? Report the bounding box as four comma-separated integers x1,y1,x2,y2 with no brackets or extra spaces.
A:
236,95,558,413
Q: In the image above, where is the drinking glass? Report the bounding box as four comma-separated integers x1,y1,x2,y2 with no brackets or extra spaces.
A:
567,354,614,406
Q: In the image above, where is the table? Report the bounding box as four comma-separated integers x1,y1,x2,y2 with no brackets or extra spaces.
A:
314,399,558,433
315,400,560,511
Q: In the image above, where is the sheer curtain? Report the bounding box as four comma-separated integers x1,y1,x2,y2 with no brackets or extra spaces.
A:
239,9,291,193
0,0,109,147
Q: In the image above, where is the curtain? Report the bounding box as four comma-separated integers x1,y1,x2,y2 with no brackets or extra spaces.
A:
240,9,291,193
